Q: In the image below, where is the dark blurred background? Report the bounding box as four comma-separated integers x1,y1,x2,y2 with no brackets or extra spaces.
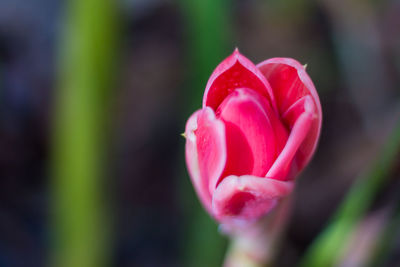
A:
0,0,400,266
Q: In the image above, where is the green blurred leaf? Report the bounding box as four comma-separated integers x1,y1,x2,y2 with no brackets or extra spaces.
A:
367,190,400,267
179,0,233,110
51,0,118,267
300,121,400,267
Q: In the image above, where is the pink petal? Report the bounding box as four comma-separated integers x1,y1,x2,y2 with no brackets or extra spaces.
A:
266,96,315,180
215,88,288,184
185,107,227,213
203,49,276,111
257,58,322,176
212,175,294,221
257,58,322,117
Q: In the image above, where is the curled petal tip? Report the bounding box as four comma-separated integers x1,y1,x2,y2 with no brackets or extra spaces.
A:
203,50,276,111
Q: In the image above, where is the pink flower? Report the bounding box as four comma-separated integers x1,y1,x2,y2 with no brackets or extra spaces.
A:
185,49,322,224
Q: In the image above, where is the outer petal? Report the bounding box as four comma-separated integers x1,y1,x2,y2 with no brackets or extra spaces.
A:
203,49,277,111
257,58,322,177
185,107,227,213
216,88,288,183
212,175,294,222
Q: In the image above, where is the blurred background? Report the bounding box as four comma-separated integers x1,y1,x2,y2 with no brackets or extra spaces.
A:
0,0,399,266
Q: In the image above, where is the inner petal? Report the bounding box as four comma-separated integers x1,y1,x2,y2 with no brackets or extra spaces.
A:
216,88,280,183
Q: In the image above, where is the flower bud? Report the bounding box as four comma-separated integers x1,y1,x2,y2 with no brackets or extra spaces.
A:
185,49,322,224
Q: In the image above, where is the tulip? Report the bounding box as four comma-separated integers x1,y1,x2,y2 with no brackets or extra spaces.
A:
185,49,322,225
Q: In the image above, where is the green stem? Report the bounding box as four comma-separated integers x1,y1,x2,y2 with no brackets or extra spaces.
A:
223,197,292,267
